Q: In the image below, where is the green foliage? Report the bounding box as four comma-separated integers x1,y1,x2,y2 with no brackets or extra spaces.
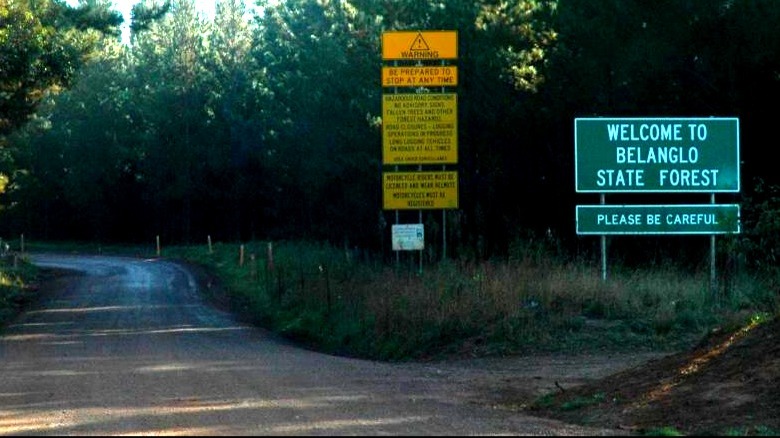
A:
129,0,171,35
4,0,780,274
0,0,122,138
475,0,557,92
532,393,556,410
155,238,780,361
530,391,608,413
60,0,124,36
722,425,780,436
640,427,684,437
740,179,780,273
0,253,39,328
559,392,605,412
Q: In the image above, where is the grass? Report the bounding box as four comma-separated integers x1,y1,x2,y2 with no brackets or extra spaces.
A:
640,427,685,436
559,392,606,411
0,253,40,329
722,425,780,436
10,238,779,436
19,238,780,361
158,240,779,361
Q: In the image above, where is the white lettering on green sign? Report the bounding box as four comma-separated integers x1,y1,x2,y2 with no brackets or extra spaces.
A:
575,118,739,193
576,204,741,235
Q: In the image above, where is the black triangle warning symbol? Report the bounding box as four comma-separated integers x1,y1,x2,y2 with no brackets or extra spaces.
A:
409,33,430,51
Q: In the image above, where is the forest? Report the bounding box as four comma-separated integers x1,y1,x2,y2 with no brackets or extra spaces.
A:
3,0,780,268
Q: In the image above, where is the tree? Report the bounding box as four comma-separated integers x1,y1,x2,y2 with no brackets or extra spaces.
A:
0,0,122,139
256,0,383,244
7,0,780,268
127,0,220,241
201,0,268,240
129,0,171,36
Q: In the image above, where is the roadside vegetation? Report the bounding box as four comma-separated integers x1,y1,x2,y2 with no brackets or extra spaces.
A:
3,0,778,360
3,2,779,434
21,234,776,362
524,307,780,435
9,235,780,433
168,239,779,361
0,251,39,328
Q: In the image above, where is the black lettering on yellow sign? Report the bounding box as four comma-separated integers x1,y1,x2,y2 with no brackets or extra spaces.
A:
382,93,458,164
383,31,457,60
410,33,430,51
383,171,459,210
382,67,459,88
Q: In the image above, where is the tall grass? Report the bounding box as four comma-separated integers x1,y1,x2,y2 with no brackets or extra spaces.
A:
164,240,779,361
0,253,39,328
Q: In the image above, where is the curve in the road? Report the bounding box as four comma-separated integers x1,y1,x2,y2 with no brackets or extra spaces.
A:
0,254,622,435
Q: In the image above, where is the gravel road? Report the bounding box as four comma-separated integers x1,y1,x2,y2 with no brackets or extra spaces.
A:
0,254,654,435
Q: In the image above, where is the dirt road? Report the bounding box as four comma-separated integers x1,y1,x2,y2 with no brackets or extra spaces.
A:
0,254,657,435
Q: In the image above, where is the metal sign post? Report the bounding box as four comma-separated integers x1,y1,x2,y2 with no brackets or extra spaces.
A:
710,194,717,300
381,30,459,267
600,194,607,281
574,117,740,288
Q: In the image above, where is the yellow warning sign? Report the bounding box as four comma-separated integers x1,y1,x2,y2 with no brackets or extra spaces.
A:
382,66,458,87
382,31,458,60
410,33,429,51
383,171,459,210
382,93,458,165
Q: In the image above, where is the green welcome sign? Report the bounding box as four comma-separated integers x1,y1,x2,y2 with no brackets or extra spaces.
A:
575,117,739,193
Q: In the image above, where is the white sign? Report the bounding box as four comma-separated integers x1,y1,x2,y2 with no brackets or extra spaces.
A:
392,224,424,251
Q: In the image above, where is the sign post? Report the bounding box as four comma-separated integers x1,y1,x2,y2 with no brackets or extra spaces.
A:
574,117,740,295
382,30,459,267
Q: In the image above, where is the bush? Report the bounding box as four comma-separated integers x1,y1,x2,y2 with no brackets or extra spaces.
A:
156,238,780,360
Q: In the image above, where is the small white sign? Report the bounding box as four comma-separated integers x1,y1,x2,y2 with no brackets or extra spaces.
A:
392,224,424,251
